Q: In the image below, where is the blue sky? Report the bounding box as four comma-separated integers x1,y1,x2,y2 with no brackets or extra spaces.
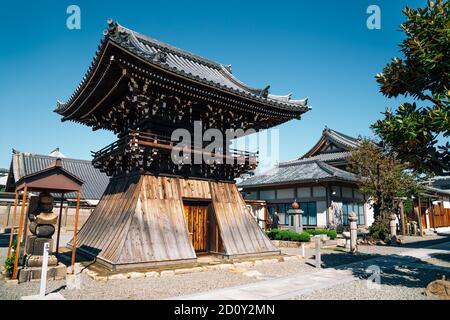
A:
0,0,425,169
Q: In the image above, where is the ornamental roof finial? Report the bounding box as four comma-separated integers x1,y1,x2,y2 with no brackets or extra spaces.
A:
104,18,118,35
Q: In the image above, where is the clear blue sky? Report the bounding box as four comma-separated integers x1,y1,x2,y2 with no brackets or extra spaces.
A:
0,0,425,169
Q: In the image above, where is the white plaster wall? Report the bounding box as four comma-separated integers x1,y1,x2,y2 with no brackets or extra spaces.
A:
365,201,375,227
313,186,326,197
316,200,328,227
277,188,295,200
260,189,275,200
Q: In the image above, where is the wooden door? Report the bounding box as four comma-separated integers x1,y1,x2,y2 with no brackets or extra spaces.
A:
184,205,207,252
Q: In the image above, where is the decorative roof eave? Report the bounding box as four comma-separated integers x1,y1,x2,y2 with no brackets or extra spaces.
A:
238,176,357,189
300,127,360,159
238,159,358,189
56,20,310,117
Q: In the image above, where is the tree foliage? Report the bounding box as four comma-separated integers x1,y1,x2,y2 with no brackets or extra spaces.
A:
347,139,423,226
372,0,450,175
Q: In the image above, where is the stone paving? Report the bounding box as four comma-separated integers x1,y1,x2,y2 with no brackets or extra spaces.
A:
170,237,450,300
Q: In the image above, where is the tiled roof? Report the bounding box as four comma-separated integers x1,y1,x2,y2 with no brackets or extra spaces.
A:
238,159,358,188
56,20,309,115
300,127,361,160
423,186,450,196
285,151,352,164
322,127,360,149
7,151,109,200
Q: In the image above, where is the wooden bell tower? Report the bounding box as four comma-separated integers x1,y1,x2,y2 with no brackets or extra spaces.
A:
56,20,310,270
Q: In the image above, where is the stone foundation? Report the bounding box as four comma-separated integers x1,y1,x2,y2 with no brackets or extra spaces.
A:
18,263,67,283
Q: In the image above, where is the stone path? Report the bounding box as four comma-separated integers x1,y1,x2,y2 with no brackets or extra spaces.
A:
171,268,357,300
399,240,450,260
171,240,450,300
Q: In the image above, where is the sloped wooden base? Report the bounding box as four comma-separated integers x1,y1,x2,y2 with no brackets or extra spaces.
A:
70,174,278,270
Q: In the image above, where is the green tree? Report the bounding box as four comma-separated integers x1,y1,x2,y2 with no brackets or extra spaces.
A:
347,139,423,236
372,0,450,175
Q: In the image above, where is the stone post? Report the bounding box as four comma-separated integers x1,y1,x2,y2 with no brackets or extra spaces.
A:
299,212,303,233
348,212,358,254
406,222,411,236
389,214,397,241
293,213,299,232
314,235,321,268
39,242,49,297
412,221,419,236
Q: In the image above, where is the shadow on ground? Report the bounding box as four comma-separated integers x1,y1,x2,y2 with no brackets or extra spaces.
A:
320,251,450,289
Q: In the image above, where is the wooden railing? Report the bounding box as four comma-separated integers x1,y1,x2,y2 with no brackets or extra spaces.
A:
92,130,258,165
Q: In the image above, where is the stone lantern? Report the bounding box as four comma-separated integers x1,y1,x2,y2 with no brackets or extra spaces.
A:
288,199,303,233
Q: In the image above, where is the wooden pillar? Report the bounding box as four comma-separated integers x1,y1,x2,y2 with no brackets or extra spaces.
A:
417,195,424,237
399,200,406,235
56,193,65,255
7,192,19,257
71,191,81,274
12,186,27,280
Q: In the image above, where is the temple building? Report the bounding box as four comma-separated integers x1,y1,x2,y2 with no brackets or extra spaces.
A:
55,20,310,270
239,127,374,230
4,149,109,203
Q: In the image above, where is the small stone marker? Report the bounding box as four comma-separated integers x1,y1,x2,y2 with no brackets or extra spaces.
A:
21,243,65,300
348,212,358,254
314,236,321,268
406,222,411,236
412,221,418,236
39,242,49,297
389,214,397,241
301,243,306,258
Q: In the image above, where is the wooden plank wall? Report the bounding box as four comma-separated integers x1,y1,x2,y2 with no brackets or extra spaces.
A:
72,175,277,268
72,174,142,260
119,175,196,263
179,179,211,199
210,181,278,256
429,203,450,228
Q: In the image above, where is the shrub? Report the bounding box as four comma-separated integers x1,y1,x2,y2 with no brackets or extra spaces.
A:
291,232,311,242
267,229,310,242
369,222,390,240
304,229,337,240
326,230,337,240
266,228,280,240
4,256,15,275
4,239,20,276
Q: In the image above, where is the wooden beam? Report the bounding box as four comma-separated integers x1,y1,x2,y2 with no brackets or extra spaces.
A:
56,193,65,255
71,191,81,274
12,186,27,280
7,191,19,257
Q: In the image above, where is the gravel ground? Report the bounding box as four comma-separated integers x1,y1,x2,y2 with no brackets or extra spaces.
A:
292,263,447,300
293,278,434,300
1,234,448,300
0,267,260,300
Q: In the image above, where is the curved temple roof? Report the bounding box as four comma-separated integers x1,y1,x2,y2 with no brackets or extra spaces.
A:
56,20,310,118
300,127,361,160
238,159,358,188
